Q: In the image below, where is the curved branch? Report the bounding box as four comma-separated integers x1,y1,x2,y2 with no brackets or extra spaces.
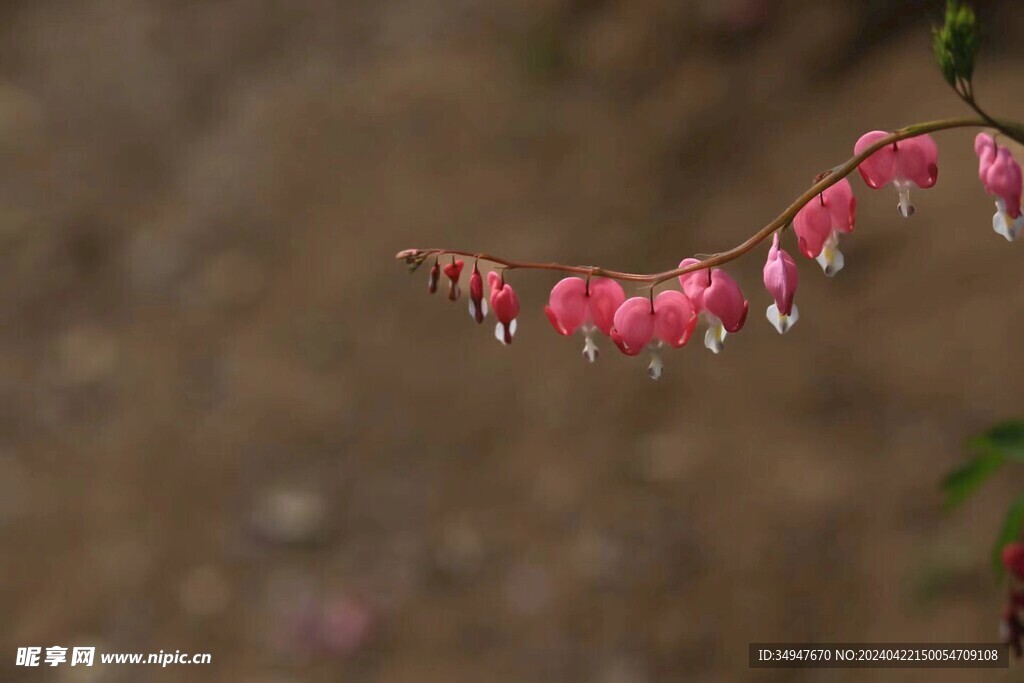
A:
397,116,995,288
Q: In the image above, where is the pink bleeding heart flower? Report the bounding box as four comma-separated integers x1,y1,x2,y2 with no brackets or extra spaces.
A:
488,271,520,345
792,178,856,277
762,233,799,334
427,260,440,294
443,259,464,301
677,260,748,354
854,131,938,218
610,291,696,379
975,133,1024,241
544,276,625,362
468,262,488,324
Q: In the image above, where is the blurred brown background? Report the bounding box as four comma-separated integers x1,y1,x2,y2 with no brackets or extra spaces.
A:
1,0,1024,681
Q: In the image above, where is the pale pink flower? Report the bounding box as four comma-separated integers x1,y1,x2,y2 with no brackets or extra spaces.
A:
792,178,856,277
854,131,938,218
762,233,799,334
544,276,625,362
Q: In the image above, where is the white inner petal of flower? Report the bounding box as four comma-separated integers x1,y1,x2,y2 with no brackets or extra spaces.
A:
815,233,844,277
894,179,915,218
703,315,726,354
766,302,799,334
647,342,664,380
494,319,517,345
581,325,599,363
993,199,1023,242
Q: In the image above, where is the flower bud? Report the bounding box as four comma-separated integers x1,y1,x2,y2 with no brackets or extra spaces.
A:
488,272,520,345
468,263,488,324
931,1,978,87
443,259,464,301
427,260,440,294
763,233,800,334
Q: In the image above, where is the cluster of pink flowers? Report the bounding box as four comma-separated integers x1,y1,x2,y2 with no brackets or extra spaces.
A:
421,130,1023,379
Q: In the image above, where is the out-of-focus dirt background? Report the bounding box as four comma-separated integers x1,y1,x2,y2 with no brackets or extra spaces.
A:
1,0,1023,681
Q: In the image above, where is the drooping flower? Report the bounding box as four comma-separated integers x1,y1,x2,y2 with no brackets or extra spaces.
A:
762,233,799,334
443,259,464,301
488,271,520,345
468,263,488,324
854,131,939,218
678,260,748,354
975,133,1024,241
427,259,440,294
792,178,856,277
544,276,625,362
610,291,696,379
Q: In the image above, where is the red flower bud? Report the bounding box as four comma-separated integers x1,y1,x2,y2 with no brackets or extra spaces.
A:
468,264,487,324
427,261,440,294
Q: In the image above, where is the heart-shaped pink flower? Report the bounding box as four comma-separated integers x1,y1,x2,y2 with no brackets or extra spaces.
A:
855,131,938,218
792,178,856,276
544,276,626,362
610,291,696,379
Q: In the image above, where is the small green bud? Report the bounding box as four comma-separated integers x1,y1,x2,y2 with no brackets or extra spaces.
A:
932,28,957,87
932,0,979,87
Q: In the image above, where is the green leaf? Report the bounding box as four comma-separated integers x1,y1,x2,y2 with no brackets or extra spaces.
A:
992,493,1024,577
942,449,1005,510
970,421,1024,461
940,421,1024,509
